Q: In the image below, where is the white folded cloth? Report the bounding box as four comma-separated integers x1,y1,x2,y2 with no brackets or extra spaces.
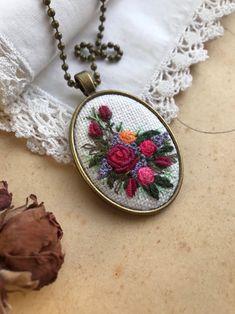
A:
0,0,99,75
0,0,234,162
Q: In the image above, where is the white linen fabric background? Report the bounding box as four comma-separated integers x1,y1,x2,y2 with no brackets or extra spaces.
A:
0,0,234,163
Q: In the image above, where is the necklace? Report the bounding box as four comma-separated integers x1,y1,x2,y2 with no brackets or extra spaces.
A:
43,0,183,215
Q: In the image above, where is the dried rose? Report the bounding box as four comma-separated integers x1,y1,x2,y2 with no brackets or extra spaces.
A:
125,178,138,198
0,195,64,290
0,182,12,211
88,121,103,138
155,156,172,168
137,167,155,186
98,105,112,121
139,140,157,157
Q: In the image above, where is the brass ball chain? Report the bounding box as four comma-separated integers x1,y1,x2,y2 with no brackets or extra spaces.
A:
42,0,123,90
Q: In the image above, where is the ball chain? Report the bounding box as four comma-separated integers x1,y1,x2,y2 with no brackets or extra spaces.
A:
42,0,123,90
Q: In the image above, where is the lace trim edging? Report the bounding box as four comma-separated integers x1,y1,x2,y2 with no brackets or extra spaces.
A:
141,0,235,123
0,34,33,106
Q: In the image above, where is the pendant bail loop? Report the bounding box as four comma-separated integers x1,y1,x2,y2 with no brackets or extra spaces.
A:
74,71,96,96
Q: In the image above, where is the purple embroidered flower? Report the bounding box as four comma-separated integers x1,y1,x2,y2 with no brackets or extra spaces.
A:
112,133,140,154
98,158,112,179
152,132,169,147
125,142,139,154
112,133,120,146
131,159,148,178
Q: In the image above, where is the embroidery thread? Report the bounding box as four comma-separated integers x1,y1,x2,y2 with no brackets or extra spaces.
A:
83,105,177,200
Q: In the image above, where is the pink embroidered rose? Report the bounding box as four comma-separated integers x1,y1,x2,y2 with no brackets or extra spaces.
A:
98,105,112,121
125,178,137,198
139,140,157,157
107,144,138,173
155,156,172,168
88,122,103,138
137,167,155,186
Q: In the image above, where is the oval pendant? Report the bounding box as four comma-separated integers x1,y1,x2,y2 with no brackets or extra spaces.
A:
70,90,183,215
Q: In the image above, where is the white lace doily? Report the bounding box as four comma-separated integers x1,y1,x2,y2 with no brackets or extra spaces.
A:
0,0,234,163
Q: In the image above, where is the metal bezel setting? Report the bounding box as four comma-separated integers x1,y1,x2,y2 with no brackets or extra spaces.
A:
70,90,183,215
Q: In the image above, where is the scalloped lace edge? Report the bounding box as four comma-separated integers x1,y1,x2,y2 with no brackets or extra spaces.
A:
141,0,235,123
0,0,234,163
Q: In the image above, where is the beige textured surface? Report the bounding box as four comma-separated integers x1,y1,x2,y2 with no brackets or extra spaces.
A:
0,13,234,314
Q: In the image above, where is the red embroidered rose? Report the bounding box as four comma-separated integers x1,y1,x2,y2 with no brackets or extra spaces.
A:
107,144,138,173
88,122,103,138
155,156,172,168
126,178,138,198
137,167,155,186
98,105,112,121
0,181,12,211
139,140,157,157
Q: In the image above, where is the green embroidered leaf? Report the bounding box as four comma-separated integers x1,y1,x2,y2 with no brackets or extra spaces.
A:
115,122,123,132
107,173,130,190
148,161,163,172
88,155,103,168
86,116,98,121
107,175,116,189
114,181,123,194
135,130,160,145
89,159,97,168
93,138,109,149
155,176,173,189
106,173,119,188
142,184,159,200
123,175,133,190
156,145,174,156
123,179,128,190
150,185,160,199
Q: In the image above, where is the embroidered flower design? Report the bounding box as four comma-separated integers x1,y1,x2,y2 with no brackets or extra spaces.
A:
125,178,137,198
137,167,155,186
155,156,172,168
88,121,103,138
139,140,157,157
119,130,137,144
98,105,112,121
107,144,138,173
83,105,177,200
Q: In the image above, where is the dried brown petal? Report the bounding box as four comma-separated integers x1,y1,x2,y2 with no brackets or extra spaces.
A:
0,270,39,314
0,276,9,314
0,182,12,212
0,195,64,289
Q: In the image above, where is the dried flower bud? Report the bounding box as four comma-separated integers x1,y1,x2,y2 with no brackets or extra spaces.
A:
0,195,64,290
0,182,12,211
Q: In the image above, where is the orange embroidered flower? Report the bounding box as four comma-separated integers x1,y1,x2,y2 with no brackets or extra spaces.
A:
119,130,137,144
